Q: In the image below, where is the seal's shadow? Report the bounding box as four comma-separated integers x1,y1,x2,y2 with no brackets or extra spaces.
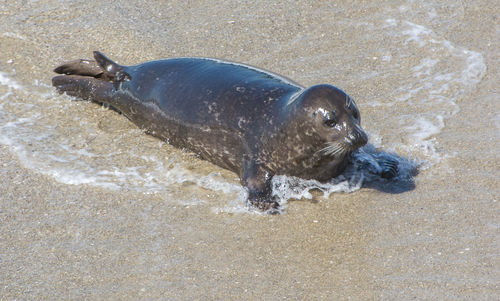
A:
346,144,419,194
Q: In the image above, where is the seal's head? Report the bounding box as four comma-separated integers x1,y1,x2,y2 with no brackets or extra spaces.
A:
293,84,368,159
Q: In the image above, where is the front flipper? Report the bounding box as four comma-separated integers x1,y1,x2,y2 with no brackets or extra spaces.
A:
241,160,279,213
378,156,399,179
352,151,399,179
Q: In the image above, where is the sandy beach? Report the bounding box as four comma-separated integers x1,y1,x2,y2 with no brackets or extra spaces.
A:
1,0,498,299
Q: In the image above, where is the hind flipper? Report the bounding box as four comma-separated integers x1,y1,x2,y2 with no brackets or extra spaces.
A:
52,75,114,103
54,59,102,76
53,58,115,81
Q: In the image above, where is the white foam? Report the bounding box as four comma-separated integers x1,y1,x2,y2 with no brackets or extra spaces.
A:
0,91,246,205
0,71,22,90
379,19,486,163
401,21,432,47
2,32,27,40
408,116,444,142
412,58,439,76
0,104,247,205
271,174,363,201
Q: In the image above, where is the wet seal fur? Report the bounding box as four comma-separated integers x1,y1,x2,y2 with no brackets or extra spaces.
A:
52,51,394,212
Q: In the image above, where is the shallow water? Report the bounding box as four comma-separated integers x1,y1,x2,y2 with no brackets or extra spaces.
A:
1,0,498,299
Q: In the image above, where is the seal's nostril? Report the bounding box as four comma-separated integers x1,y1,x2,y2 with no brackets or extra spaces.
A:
348,129,368,148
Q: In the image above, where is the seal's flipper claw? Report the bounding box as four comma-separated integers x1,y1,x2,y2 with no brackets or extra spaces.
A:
248,198,280,214
379,157,399,179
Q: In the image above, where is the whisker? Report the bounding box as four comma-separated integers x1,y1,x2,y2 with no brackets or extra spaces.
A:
318,142,348,158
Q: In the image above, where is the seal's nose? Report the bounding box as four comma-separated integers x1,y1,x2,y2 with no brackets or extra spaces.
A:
357,128,368,147
347,124,368,148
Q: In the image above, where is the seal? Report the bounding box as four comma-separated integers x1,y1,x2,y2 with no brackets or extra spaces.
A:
52,51,374,211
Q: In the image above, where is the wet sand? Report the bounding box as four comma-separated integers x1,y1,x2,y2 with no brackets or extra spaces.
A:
1,0,499,299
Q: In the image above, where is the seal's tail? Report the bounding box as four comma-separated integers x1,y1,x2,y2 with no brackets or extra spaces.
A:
53,59,106,79
52,51,130,103
53,51,128,81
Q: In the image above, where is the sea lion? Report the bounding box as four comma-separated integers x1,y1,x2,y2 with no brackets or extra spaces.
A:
52,51,374,212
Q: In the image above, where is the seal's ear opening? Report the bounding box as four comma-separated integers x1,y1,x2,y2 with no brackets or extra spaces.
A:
93,51,132,83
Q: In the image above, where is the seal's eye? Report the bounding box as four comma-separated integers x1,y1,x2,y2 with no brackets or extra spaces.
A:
324,119,337,127
324,112,337,127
